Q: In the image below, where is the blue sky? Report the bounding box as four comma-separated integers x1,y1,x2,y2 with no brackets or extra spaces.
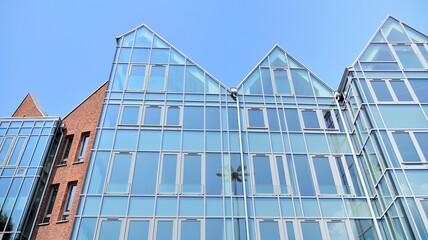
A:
1,0,427,117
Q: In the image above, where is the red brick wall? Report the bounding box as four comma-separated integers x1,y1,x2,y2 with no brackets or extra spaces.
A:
12,94,45,117
32,83,107,240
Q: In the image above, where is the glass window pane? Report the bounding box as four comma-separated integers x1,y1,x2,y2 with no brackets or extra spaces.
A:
394,45,423,69
379,105,428,128
99,219,122,240
121,106,140,125
267,109,280,131
243,70,262,94
179,197,204,216
252,156,273,194
143,106,162,125
294,155,315,196
259,221,280,240
285,109,301,131
206,107,220,130
156,198,177,216
414,132,428,160
417,45,428,63
156,221,173,239
127,65,146,91
313,157,337,194
87,152,109,194
167,66,184,92
302,198,320,217
160,154,177,193
118,48,131,62
274,70,291,94
147,66,165,91
291,70,313,96
183,106,204,129
254,198,279,216
150,49,169,64
162,130,181,150
247,109,265,128
128,197,154,216
181,220,201,240
320,199,345,217
128,220,150,240
7,137,26,166
382,18,410,42
0,137,14,165
360,44,395,61
132,153,159,194
182,155,202,193
405,170,428,195
182,131,204,151
328,222,349,240
261,68,273,94
206,153,222,195
76,218,97,240
409,79,428,103
276,156,289,194
305,134,329,153
390,80,413,101
138,130,161,150
131,48,150,63
393,132,420,162
135,27,152,47
371,80,393,101
185,66,205,92
107,153,132,192
302,110,320,128
103,105,120,127
206,219,224,240
166,107,180,125
301,222,322,240
114,130,138,150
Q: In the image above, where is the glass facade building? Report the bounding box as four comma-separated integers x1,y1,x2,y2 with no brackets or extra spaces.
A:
1,16,428,239
0,117,61,239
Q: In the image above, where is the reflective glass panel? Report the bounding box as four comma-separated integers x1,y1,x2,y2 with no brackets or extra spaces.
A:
147,66,165,91
393,132,420,162
107,153,132,193
185,66,205,92
156,221,173,239
301,222,322,240
302,110,320,128
183,106,204,129
181,220,200,240
294,155,315,196
390,80,413,101
285,109,301,131
121,106,140,125
127,220,150,240
98,220,121,240
167,66,184,92
205,153,222,195
371,80,393,101
160,154,177,193
206,219,223,240
359,44,395,62
414,132,428,160
328,222,349,240
127,65,146,91
274,70,291,94
259,221,280,240
313,157,337,194
166,107,180,126
182,154,202,193
247,109,265,128
409,79,428,102
394,45,423,69
132,153,159,194
291,70,313,96
252,156,273,193
143,106,162,125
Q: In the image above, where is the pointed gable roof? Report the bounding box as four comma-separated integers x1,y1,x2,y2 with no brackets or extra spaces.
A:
12,93,47,117
113,24,229,94
237,45,334,97
352,16,428,67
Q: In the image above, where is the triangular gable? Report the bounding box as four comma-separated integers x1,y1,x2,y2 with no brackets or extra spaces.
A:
237,45,334,97
351,16,428,70
112,25,228,94
12,93,47,117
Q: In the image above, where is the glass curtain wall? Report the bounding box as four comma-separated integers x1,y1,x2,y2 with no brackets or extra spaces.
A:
0,117,60,239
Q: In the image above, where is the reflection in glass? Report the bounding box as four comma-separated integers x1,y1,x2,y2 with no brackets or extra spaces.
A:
156,221,173,239
160,154,177,193
128,221,149,240
252,155,273,194
182,154,202,193
247,109,265,128
313,157,337,194
393,132,420,162
259,221,280,240
181,220,200,240
107,153,132,193
99,220,121,240
301,221,322,240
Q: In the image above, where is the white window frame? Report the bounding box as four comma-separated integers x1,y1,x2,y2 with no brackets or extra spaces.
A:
146,64,168,92
164,105,182,127
124,219,153,239
119,105,142,125
368,78,416,103
76,133,90,163
105,151,135,194
142,105,164,126
389,131,428,164
59,135,73,165
246,108,268,129
61,182,77,220
300,109,323,130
